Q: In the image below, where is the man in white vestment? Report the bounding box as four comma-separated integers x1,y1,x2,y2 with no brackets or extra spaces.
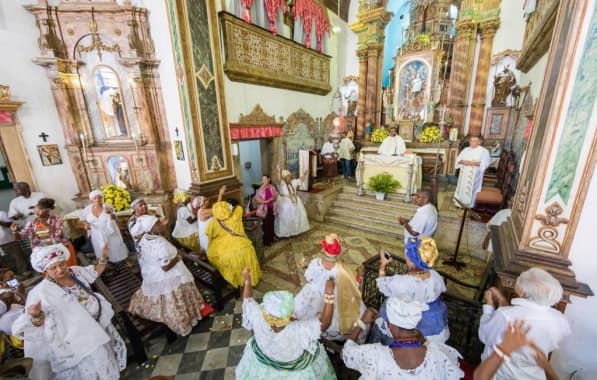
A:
377,126,406,156
453,135,490,208
479,268,570,379
399,189,438,246
8,182,45,225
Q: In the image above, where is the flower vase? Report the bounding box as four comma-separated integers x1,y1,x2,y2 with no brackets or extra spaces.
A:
375,192,386,201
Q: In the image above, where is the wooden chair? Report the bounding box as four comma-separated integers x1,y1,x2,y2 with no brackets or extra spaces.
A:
475,152,515,213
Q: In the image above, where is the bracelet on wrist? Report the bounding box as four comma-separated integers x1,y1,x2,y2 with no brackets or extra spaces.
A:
98,257,108,265
355,319,367,330
31,310,45,326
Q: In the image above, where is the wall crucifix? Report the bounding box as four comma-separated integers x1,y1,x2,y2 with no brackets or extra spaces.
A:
38,132,49,142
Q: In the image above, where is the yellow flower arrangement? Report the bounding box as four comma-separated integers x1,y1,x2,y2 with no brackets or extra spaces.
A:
418,125,444,143
370,128,389,143
173,190,191,204
417,33,431,47
100,185,132,212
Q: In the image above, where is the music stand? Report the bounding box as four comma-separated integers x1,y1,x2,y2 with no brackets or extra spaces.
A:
443,197,468,270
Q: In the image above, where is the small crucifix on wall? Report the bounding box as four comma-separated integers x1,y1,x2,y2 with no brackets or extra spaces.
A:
38,132,49,142
175,127,180,137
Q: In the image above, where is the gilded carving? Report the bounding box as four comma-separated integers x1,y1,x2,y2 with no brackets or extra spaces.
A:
479,18,501,37
518,0,559,72
491,49,522,65
238,104,277,125
528,202,569,255
516,182,529,213
535,202,569,227
76,19,121,60
455,20,477,38
0,85,10,102
285,109,317,135
220,12,331,95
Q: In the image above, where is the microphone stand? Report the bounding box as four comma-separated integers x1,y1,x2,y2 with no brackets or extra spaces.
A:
443,197,467,270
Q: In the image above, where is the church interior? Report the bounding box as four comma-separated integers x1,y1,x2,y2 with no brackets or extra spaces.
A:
0,0,595,379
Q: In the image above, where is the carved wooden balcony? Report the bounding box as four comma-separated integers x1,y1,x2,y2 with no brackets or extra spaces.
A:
219,12,332,95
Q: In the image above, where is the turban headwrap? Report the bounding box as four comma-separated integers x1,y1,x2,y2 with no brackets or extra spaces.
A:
386,296,429,329
88,189,103,200
192,196,204,209
261,290,294,328
405,236,438,270
321,233,341,260
130,198,145,209
132,215,159,236
281,169,292,179
30,243,71,273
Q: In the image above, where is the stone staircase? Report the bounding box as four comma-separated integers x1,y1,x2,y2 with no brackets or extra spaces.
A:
324,185,418,240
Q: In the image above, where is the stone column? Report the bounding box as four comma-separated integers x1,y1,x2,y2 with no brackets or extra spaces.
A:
446,19,477,132
468,18,500,135
350,7,392,141
356,50,368,139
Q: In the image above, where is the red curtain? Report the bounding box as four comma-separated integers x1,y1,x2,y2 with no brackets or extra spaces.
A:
292,0,330,52
240,0,255,23
263,0,286,35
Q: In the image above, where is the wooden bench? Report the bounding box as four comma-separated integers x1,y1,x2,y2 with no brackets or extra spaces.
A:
77,252,158,364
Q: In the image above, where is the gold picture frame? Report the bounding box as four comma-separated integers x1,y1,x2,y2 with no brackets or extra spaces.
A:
483,107,511,141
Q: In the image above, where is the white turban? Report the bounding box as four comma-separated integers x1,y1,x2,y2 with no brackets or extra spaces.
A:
89,189,103,200
132,214,159,236
30,243,71,273
192,196,204,209
281,169,292,179
130,198,145,209
262,291,294,319
386,296,429,329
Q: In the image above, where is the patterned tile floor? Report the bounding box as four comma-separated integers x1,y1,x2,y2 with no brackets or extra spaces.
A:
122,181,490,379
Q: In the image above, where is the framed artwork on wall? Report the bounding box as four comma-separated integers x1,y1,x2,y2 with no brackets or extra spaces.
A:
173,140,185,161
37,144,63,166
483,107,511,141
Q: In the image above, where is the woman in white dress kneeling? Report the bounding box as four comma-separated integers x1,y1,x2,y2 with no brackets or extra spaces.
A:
128,215,209,336
274,164,310,237
171,192,200,252
79,189,129,263
236,268,336,379
13,244,126,380
342,297,463,380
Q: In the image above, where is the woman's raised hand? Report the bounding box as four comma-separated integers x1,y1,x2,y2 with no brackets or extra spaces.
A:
27,301,42,317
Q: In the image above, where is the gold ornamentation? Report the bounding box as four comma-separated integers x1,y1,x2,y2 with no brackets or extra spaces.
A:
479,18,500,37
220,12,331,95
66,28,75,36
518,0,559,72
0,85,10,102
195,64,214,90
516,182,529,212
76,18,120,60
238,104,277,125
285,109,317,135
535,202,569,227
491,49,522,65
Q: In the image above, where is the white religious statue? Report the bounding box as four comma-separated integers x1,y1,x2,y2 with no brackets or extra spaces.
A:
454,135,490,208
377,126,406,156
411,74,423,96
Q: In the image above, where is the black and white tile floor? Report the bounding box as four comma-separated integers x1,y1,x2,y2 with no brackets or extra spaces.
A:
121,291,261,380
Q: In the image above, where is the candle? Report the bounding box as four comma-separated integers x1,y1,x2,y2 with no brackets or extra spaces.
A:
132,132,139,153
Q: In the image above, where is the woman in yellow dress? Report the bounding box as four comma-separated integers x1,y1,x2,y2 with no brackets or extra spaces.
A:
206,185,262,288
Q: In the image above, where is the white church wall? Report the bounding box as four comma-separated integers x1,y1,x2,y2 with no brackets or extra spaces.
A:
344,0,359,77
144,0,192,190
550,168,597,379
0,0,79,211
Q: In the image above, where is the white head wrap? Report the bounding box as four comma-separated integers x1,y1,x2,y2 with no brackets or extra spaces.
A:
192,196,204,209
133,214,159,235
130,198,145,209
386,296,429,329
262,291,294,319
89,189,103,200
281,169,292,179
30,243,71,273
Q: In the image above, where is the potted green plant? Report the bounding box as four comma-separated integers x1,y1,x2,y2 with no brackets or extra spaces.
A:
367,172,401,200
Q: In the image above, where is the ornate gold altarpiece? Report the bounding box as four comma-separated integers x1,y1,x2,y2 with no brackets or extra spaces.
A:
219,12,332,95
492,0,593,307
26,1,176,217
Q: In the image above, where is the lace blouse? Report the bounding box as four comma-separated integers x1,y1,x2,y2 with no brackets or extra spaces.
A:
376,269,446,303
343,340,464,380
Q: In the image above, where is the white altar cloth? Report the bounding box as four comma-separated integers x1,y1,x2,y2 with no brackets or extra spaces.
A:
356,151,422,196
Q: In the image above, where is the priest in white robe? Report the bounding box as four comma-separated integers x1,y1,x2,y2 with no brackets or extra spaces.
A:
453,135,490,208
377,126,406,156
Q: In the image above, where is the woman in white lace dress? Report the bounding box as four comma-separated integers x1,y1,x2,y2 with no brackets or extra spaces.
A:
376,237,450,344
274,165,310,237
128,215,208,336
342,297,463,380
196,196,212,253
12,244,126,380
171,192,200,252
236,269,336,379
294,233,364,341
79,189,128,263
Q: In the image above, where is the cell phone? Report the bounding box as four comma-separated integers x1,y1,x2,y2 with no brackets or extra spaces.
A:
7,279,19,289
383,250,392,261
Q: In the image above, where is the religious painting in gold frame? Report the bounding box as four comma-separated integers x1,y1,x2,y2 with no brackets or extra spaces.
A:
37,144,63,166
483,107,510,141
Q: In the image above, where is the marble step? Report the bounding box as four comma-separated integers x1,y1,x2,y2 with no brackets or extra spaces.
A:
335,192,417,214
327,204,403,226
330,200,416,221
324,214,403,239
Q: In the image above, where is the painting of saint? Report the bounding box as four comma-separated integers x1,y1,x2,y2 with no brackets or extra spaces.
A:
396,60,429,120
173,140,185,161
37,145,63,166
